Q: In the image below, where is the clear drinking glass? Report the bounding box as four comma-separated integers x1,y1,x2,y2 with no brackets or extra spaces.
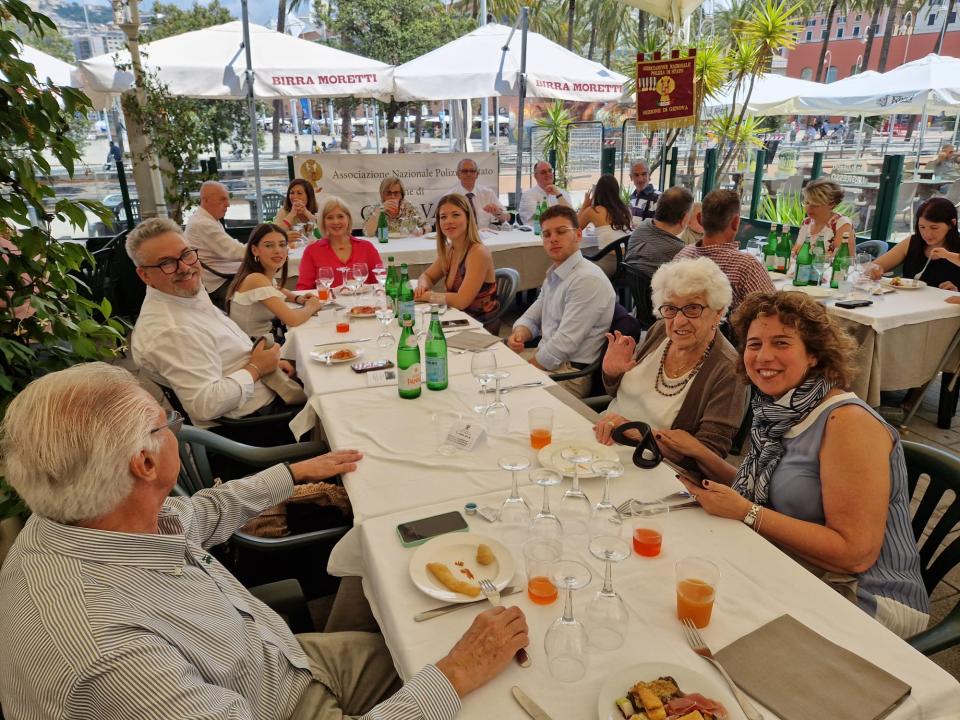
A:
372,263,387,296
352,262,369,294
336,264,351,289
470,350,497,414
544,560,593,681
498,454,532,545
558,446,594,540
585,533,630,650
589,460,624,539
428,292,448,315
812,247,830,287
316,267,335,303
529,467,563,540
375,304,395,348
483,370,511,435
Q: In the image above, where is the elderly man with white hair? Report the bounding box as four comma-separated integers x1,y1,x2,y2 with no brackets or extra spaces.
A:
0,362,530,720
627,158,659,221
518,160,572,225
184,180,245,294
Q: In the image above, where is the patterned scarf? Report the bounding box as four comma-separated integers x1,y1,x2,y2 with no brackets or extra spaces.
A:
732,374,834,505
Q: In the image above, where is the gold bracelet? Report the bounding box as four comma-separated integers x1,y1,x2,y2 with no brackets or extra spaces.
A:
754,507,764,534
246,361,262,380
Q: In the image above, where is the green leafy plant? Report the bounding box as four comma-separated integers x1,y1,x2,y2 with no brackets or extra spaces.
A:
759,191,856,226
535,101,574,186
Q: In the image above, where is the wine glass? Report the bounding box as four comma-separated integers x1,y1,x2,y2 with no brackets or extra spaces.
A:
315,267,335,304
530,468,563,541
811,246,829,288
428,291,448,315
470,350,497,414
585,533,630,650
589,460,624,539
498,454,532,545
372,263,387,297
544,560,593,681
352,262,369,295
558,446,594,540
483,370,511,435
375,305,395,349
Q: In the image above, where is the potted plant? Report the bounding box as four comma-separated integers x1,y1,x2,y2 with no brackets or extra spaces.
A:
535,101,573,187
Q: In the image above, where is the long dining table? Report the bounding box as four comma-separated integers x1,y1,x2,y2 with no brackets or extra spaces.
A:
280,305,960,720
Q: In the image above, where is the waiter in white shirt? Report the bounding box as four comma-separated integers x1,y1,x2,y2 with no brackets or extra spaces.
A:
184,181,246,294
518,161,572,225
441,158,509,229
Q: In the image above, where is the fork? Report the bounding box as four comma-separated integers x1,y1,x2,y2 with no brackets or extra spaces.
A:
615,490,695,516
679,618,765,720
479,579,531,668
914,256,933,281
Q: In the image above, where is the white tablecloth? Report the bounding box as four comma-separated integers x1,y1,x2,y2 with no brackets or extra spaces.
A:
821,284,960,333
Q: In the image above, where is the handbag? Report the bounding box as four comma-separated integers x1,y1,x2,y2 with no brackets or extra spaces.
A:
610,421,662,469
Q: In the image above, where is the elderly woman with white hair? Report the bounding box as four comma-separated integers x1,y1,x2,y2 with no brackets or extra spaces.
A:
594,257,746,459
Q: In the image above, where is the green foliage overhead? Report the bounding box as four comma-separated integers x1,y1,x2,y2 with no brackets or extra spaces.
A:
142,1,234,42
535,101,574,186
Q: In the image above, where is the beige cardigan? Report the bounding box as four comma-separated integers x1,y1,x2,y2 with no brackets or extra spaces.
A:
603,321,747,458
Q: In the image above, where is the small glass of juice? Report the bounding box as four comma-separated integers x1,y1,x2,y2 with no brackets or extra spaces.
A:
523,538,562,605
335,307,350,334
528,406,554,450
630,500,665,557
676,556,720,629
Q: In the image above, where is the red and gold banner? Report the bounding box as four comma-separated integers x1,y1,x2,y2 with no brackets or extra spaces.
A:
636,49,696,131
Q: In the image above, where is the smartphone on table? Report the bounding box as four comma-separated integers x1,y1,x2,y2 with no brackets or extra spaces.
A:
397,511,469,547
441,319,470,328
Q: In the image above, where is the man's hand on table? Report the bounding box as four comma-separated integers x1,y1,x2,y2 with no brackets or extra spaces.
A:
289,449,363,483
435,606,529,698
506,327,532,353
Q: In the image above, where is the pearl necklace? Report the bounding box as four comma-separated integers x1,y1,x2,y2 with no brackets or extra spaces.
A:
655,335,718,397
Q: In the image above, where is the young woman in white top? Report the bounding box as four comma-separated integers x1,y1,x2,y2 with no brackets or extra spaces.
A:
226,223,321,339
791,178,855,257
578,173,632,275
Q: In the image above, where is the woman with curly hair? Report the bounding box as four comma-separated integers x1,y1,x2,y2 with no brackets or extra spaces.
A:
654,291,929,637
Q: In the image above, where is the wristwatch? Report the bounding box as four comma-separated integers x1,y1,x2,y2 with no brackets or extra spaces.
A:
555,193,563,200
742,503,761,528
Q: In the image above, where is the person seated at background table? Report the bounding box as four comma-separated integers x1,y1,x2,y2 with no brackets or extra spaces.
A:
681,201,704,245
867,196,960,291
507,205,616,398
925,144,960,178
518,160,572,224
362,177,428,237
273,178,320,245
413,193,501,332
297,196,383,290
226,223,322,339
627,158,659,221
624,186,693,280
594,257,745,459
184,180,245,296
791,178,855,258
674,189,775,314
440,158,510,229
655,291,930,638
578,174,632,274
0,362,530,720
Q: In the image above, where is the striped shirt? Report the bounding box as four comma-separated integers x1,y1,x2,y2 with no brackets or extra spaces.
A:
0,466,460,720
674,240,776,312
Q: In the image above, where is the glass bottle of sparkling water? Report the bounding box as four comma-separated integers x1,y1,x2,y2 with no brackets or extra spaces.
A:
377,209,389,243
533,199,544,235
830,234,851,289
424,304,448,391
794,239,813,286
776,225,792,273
398,263,415,327
385,256,399,314
764,224,780,271
397,314,422,399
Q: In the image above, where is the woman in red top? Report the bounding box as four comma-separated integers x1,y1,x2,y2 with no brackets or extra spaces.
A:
296,196,383,289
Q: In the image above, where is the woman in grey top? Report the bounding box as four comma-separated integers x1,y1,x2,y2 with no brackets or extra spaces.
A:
658,291,929,637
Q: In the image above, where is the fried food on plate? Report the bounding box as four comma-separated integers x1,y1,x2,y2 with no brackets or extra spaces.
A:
427,562,481,597
476,543,495,566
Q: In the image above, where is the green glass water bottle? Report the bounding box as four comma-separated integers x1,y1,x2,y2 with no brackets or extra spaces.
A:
764,224,780,271
398,263,415,328
830,234,851,289
776,225,792,273
376,209,389,243
794,239,813,286
533,200,544,235
397,314,422,399
424,304,448,391
385,256,399,314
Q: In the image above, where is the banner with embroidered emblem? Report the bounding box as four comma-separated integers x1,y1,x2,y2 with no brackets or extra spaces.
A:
636,50,696,131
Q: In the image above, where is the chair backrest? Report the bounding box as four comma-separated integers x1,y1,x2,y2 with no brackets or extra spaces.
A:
489,267,519,326
945,179,960,205
619,264,656,329
176,425,218,497
610,302,643,343
855,239,889,260
902,440,960,594
111,198,141,230
584,235,630,267
895,182,918,211
261,191,285,220
101,229,147,321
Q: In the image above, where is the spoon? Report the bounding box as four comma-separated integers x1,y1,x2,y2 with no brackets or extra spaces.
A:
914,256,933,281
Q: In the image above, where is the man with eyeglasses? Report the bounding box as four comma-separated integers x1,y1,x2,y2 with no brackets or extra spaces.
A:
184,180,246,295
0,363,529,720
518,160,572,225
674,189,775,313
628,159,660,222
128,218,300,433
438,158,509,229
507,205,615,397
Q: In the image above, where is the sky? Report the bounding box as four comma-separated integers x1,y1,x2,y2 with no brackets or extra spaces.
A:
83,0,277,27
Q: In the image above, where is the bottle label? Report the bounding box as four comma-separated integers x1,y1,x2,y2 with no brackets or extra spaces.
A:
764,253,777,270
425,356,447,384
399,300,414,324
398,364,421,391
378,227,389,243
776,255,788,272
796,265,813,284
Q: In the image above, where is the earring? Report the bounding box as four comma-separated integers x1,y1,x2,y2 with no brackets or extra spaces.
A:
254,255,261,264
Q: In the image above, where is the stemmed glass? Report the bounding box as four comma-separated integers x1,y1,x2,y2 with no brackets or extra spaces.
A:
811,246,830,288
315,267,334,304
483,370,511,435
585,533,630,650
375,305,395,348
471,350,497,414
352,262,369,297
498,454,532,545
544,560,593,681
336,264,351,291
589,460,624,539
558,446,594,540
530,468,563,540
372,263,387,297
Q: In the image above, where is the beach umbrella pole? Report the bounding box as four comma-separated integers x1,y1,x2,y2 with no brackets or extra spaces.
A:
481,0,489,151
915,98,929,179
953,114,959,146
241,0,263,221
513,7,529,214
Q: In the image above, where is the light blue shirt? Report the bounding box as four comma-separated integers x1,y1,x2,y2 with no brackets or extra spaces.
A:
514,251,615,370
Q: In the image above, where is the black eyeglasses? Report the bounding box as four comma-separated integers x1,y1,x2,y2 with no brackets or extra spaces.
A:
140,248,200,275
659,303,708,319
150,409,183,435
458,168,478,174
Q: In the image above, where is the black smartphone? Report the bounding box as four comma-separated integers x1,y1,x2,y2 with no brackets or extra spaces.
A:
661,457,704,483
835,299,873,309
351,359,394,373
397,511,469,547
441,319,470,328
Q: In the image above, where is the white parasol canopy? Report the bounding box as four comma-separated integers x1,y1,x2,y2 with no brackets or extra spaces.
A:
392,23,627,102
703,73,828,116
617,0,707,25
73,21,394,109
19,44,76,87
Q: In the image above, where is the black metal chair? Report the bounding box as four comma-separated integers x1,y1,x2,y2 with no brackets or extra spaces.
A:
584,234,631,306
902,440,960,655
854,239,889,259
260,191,285,220
488,267,519,327
619,264,656,330
110,198,141,231
249,578,314,634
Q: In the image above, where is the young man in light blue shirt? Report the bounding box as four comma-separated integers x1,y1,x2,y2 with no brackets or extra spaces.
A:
507,205,615,397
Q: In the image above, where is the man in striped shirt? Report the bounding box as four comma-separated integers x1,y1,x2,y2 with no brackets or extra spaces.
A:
0,363,529,720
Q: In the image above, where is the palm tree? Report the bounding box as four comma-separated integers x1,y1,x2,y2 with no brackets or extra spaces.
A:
815,0,843,82
860,0,884,72
567,0,576,49
272,0,311,159
876,0,900,72
686,40,728,176
933,0,957,53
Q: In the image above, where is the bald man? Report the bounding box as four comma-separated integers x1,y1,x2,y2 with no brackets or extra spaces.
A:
184,181,245,294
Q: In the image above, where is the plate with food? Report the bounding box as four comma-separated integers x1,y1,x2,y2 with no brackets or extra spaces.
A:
409,532,514,602
881,276,926,290
598,662,736,720
309,345,363,364
537,441,620,478
349,304,378,318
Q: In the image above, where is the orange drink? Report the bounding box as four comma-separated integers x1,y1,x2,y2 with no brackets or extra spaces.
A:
336,322,350,333
676,557,720,628
527,575,558,604
528,407,554,450
630,500,665,557
530,428,552,449
316,286,331,302
632,527,662,557
335,307,350,334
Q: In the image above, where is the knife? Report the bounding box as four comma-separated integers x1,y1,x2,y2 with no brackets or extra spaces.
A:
498,381,545,394
414,586,522,622
511,686,553,720
313,338,372,347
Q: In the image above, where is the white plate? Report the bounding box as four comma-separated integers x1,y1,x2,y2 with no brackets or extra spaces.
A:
349,305,378,318
409,532,514,603
597,662,741,720
881,277,926,290
767,271,787,281
782,284,835,298
537,441,620,478
309,345,363,364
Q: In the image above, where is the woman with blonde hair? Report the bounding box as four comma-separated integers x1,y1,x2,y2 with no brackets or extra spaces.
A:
414,193,500,330
792,178,855,257
362,177,427,237
296,196,382,290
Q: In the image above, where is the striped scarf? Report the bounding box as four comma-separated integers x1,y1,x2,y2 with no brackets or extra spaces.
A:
733,374,834,505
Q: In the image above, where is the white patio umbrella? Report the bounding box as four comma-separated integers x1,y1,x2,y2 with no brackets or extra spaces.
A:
617,0,706,25
19,44,76,87
703,73,828,116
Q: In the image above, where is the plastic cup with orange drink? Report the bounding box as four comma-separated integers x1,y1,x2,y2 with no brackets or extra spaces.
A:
335,307,350,334
523,538,562,605
676,556,719,628
630,500,666,557
528,406,554,450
